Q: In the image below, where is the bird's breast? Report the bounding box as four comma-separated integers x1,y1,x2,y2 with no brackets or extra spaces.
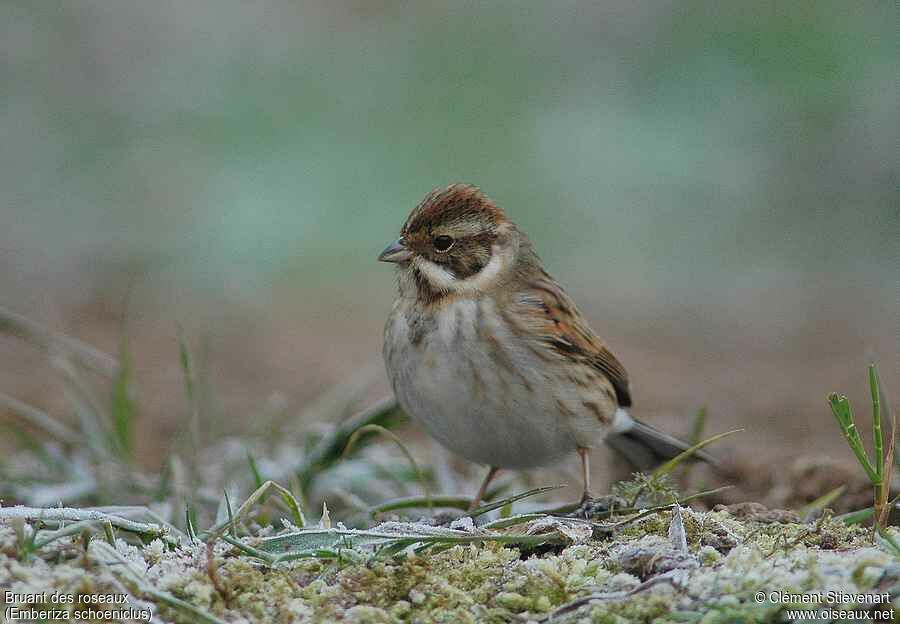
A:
383,296,600,468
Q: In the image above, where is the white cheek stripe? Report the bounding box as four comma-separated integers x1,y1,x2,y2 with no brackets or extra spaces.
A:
414,244,511,293
414,257,458,291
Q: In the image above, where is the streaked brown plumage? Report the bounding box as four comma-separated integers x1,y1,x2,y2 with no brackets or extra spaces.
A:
379,184,705,510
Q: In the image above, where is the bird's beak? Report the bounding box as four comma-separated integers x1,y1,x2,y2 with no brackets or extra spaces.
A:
378,238,412,263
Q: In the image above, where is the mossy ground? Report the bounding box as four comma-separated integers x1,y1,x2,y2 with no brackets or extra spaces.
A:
2,505,897,624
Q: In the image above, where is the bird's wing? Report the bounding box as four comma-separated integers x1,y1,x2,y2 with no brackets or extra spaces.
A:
510,272,632,407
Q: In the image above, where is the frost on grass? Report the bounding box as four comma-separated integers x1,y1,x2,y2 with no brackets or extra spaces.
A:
2,502,899,624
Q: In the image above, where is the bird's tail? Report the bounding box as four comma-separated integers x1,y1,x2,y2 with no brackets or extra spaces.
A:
604,409,717,471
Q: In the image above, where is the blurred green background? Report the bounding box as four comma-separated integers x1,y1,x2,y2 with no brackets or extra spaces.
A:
1,1,898,474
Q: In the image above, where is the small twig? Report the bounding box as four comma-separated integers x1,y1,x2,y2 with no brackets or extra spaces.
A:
541,571,683,621
206,542,233,608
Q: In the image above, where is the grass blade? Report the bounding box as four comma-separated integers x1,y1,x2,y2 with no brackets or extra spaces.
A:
224,489,237,538
798,485,846,522
370,495,472,514
652,429,742,481
294,396,404,488
177,329,201,481
828,365,895,529
0,306,118,376
247,453,264,489
838,507,874,525
0,505,176,546
343,424,432,514
875,524,900,557
220,534,276,564
110,335,136,461
688,407,708,445
0,391,80,444
186,506,197,543
828,393,878,483
871,365,883,480
876,365,896,528
202,480,306,540
469,485,566,518
31,519,97,550
53,356,112,459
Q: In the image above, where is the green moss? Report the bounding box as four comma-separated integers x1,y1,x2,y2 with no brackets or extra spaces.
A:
589,593,673,623
1,507,897,624
617,514,671,541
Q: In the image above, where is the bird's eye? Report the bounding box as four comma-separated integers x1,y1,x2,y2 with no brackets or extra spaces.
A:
433,235,455,253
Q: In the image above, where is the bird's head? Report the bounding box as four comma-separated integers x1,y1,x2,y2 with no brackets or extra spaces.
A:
379,185,525,299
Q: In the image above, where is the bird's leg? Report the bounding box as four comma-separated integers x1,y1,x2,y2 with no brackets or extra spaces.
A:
469,466,500,512
570,447,625,519
577,446,592,503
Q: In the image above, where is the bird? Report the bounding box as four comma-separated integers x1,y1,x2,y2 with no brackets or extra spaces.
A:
379,184,709,511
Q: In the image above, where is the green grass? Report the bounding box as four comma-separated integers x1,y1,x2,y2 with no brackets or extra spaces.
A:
0,305,737,547
1,303,892,535
828,364,896,529
0,306,411,528
1,305,898,622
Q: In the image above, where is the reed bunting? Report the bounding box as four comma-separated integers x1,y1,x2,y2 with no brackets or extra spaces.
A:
380,184,706,510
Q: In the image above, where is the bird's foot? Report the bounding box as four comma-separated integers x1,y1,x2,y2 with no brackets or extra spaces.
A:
431,510,468,527
570,493,627,519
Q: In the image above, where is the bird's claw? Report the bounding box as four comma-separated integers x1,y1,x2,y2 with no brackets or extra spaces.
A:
570,494,627,519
